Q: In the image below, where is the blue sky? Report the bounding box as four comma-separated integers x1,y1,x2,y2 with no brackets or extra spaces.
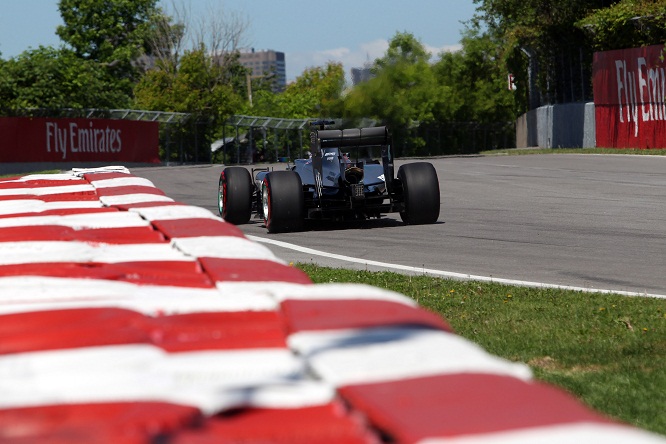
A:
0,0,478,82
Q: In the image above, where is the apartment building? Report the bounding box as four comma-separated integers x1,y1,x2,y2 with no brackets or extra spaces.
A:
238,49,286,92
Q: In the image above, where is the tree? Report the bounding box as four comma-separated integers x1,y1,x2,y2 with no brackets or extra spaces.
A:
134,3,250,116
133,46,246,161
56,0,158,103
0,47,130,109
135,47,244,116
344,32,441,155
56,0,159,100
133,2,251,161
248,62,345,118
472,0,613,108
577,0,666,51
285,62,345,117
143,1,249,76
143,7,187,75
57,0,158,65
432,25,515,123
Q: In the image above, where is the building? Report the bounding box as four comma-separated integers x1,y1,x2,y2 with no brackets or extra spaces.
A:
351,56,376,86
351,66,373,86
238,49,286,92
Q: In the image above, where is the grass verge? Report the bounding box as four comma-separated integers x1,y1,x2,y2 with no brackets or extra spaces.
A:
297,263,666,436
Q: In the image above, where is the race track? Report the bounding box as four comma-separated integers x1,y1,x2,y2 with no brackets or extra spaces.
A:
133,154,666,297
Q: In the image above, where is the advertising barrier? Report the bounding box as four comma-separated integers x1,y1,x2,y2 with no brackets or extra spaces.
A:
0,117,159,163
593,44,666,148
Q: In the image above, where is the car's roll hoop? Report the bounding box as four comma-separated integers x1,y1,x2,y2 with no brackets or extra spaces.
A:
317,126,390,148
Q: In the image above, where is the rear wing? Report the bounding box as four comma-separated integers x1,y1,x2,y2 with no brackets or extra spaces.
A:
310,124,394,203
317,127,389,148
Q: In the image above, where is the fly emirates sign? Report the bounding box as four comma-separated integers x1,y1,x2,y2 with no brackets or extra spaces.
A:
593,44,666,148
0,117,159,163
46,121,123,160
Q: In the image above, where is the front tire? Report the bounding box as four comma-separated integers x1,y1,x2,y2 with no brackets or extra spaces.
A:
262,171,304,233
218,167,252,225
397,162,440,224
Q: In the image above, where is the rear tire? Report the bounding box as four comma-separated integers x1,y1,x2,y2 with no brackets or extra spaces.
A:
397,162,440,224
262,171,304,233
218,167,252,225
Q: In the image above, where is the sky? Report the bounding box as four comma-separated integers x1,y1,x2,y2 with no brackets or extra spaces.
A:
0,0,479,82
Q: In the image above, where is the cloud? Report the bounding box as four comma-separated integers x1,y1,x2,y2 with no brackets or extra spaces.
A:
285,39,462,84
427,43,463,56
286,39,387,83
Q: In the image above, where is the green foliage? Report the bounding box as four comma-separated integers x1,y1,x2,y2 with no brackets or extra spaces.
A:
247,62,345,119
344,32,441,154
231,62,345,161
351,32,437,125
433,25,516,122
474,0,666,108
57,0,157,65
577,0,666,51
473,0,608,108
374,31,431,68
0,47,130,109
473,0,603,52
0,0,162,111
285,62,345,117
342,30,515,154
56,0,159,99
134,48,243,118
133,47,246,162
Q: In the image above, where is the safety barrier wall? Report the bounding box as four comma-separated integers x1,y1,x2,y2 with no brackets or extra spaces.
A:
515,102,596,148
0,117,160,164
594,44,666,148
0,166,664,443
517,44,666,149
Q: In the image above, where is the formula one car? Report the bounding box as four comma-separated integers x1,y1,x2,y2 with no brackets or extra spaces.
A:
218,123,440,232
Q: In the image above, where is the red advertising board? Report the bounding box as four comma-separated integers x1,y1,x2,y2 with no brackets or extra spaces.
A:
0,117,160,163
593,44,666,148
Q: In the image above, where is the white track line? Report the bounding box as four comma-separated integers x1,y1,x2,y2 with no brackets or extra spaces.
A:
248,235,666,300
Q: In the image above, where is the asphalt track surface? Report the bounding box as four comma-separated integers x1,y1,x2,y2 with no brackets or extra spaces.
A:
133,154,666,297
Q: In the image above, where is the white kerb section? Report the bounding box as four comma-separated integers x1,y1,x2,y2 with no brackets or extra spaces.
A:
0,199,103,216
69,166,130,176
0,276,279,316
0,241,192,265
99,194,175,206
0,184,96,196
288,326,533,387
89,177,159,189
130,205,221,221
0,211,151,229
0,345,335,414
171,236,283,262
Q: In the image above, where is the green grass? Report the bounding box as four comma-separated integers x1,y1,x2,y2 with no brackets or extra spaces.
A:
297,263,666,436
480,147,666,156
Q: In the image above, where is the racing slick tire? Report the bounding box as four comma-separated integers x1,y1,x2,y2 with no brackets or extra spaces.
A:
397,162,440,225
218,167,252,225
262,171,304,233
